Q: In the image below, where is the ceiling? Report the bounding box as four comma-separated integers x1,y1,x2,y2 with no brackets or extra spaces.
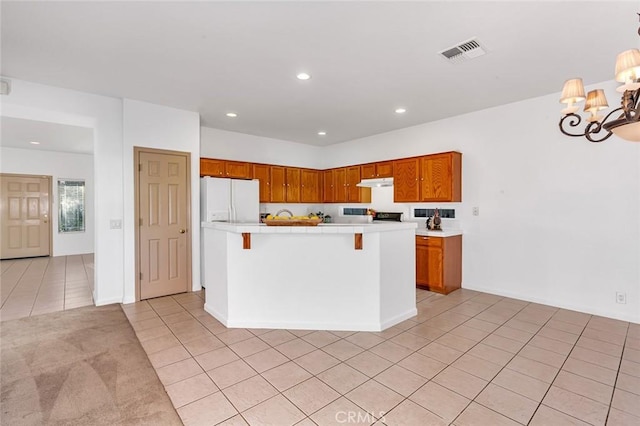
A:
1,1,637,146
1,117,94,154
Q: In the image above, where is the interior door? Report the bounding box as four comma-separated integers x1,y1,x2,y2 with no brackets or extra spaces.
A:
137,149,191,300
0,174,51,260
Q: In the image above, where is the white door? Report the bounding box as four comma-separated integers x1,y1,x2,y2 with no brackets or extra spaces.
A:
0,174,51,260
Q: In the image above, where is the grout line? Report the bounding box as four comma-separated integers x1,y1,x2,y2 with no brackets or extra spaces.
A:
127,289,637,426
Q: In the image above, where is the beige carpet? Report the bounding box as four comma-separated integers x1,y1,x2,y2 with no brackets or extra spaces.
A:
1,304,182,425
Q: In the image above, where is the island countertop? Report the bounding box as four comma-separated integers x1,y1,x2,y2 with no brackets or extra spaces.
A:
201,221,417,234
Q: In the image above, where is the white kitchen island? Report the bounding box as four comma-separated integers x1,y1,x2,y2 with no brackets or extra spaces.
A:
201,221,417,331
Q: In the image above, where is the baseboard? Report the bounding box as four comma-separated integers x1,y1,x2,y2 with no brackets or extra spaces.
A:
463,283,639,324
204,302,411,331
95,297,124,306
380,308,418,330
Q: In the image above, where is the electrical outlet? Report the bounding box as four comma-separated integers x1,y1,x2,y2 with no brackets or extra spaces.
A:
616,292,627,304
110,219,122,229
472,206,479,216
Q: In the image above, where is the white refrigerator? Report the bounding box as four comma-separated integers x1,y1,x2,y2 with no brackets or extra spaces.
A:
200,177,259,287
200,177,260,223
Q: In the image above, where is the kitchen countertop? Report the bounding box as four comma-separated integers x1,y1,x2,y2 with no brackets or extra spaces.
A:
415,229,463,237
201,221,417,234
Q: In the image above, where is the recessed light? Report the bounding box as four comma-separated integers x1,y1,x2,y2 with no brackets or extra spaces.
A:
226,112,238,118
395,108,407,114
296,72,311,80
317,131,327,136
30,141,40,145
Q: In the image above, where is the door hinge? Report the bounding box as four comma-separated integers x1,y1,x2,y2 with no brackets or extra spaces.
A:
138,163,142,171
139,272,143,280
139,218,143,226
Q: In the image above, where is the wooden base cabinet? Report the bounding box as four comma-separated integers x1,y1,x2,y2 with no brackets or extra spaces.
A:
415,235,462,294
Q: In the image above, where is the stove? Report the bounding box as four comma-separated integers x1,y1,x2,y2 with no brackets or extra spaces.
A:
373,212,403,222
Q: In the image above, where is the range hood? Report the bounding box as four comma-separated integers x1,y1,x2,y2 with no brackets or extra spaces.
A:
356,177,394,188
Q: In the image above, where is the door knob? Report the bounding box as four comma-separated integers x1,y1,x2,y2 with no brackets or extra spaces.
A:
179,229,187,234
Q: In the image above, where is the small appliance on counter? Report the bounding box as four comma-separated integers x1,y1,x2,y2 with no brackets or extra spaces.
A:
372,212,403,223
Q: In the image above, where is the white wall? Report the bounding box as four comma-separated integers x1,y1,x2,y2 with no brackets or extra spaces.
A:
123,99,201,302
0,147,95,256
1,78,124,306
201,127,323,169
0,79,201,306
325,80,640,323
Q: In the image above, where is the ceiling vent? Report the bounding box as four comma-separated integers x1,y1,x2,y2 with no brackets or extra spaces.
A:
439,38,487,63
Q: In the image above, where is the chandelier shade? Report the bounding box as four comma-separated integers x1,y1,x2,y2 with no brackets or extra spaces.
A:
558,13,640,143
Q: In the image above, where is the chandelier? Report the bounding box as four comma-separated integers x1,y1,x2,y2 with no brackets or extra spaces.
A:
559,15,640,142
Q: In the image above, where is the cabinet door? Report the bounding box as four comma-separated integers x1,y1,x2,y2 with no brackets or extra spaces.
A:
375,161,394,178
346,166,370,203
333,168,348,202
286,167,301,203
301,169,321,203
253,164,270,203
415,236,444,291
361,164,376,179
322,170,335,203
270,166,286,203
416,241,430,286
420,152,461,202
200,158,225,177
393,158,420,202
225,161,252,179
426,245,444,291
346,166,360,202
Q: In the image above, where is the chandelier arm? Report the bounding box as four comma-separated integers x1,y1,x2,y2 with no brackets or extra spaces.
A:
558,113,588,137
584,121,614,143
559,112,616,143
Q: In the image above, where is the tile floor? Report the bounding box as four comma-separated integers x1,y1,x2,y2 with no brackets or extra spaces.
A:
0,254,94,321
122,288,640,426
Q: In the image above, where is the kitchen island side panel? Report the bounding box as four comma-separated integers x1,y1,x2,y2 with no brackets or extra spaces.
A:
225,232,381,330
202,223,417,331
379,228,417,328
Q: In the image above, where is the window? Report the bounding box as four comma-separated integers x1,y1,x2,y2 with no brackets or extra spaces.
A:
58,180,85,233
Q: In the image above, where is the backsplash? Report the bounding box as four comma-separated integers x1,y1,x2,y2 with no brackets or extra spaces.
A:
260,186,462,229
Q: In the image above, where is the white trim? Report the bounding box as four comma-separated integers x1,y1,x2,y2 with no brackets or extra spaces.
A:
462,283,640,324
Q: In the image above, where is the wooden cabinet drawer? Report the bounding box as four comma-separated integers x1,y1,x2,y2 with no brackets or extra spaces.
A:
415,235,443,247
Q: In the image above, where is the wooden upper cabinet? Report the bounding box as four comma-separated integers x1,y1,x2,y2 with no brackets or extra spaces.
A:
346,166,371,203
361,164,376,179
393,158,420,202
333,168,348,202
376,161,394,178
200,158,251,179
420,152,462,202
270,166,286,203
252,164,271,203
200,158,225,177
225,160,252,179
285,167,301,203
322,170,335,203
301,169,321,203
361,161,393,179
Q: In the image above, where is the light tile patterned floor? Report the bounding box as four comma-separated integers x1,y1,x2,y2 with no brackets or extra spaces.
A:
0,254,94,321
122,289,640,426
